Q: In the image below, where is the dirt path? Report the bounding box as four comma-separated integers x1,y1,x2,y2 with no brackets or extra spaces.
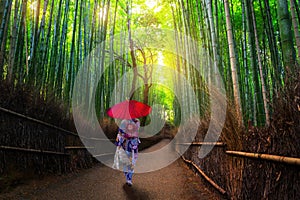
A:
1,140,225,200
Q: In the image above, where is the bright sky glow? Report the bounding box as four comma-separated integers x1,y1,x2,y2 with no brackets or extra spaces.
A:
30,1,37,10
132,1,162,14
157,51,165,82
132,5,141,14
99,8,107,19
146,0,162,13
145,0,156,9
158,51,164,66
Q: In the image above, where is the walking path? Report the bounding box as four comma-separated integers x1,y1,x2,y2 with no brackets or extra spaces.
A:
1,140,224,200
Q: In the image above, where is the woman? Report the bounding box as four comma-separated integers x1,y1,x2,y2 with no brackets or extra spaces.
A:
115,118,140,186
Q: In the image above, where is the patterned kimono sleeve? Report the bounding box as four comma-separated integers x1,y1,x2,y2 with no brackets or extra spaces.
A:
119,119,128,134
115,133,123,146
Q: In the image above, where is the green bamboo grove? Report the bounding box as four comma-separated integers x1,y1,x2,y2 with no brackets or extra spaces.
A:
0,0,298,126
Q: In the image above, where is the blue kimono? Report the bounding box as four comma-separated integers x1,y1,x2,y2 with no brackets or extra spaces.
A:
116,119,140,186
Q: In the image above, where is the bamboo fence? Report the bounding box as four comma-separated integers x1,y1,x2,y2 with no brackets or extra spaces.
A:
181,155,227,195
0,106,113,176
226,150,300,166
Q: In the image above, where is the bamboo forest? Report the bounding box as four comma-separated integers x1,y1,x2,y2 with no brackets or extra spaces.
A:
0,0,299,199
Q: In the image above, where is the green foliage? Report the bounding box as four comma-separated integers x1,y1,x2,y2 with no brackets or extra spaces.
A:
0,0,297,126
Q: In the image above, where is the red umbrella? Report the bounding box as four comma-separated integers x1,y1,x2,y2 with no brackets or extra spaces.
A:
106,100,152,119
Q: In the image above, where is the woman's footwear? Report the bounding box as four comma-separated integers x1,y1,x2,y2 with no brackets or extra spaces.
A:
126,180,132,186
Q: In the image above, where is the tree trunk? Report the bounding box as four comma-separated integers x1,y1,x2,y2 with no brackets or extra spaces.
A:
127,2,138,99
9,0,26,84
205,0,219,85
28,0,41,85
245,0,264,126
250,0,270,126
41,0,54,95
0,0,12,79
290,0,300,59
55,0,69,98
277,0,296,72
224,0,243,127
242,0,251,123
8,0,20,83
36,0,48,90
65,0,79,109
48,0,63,93
263,0,282,94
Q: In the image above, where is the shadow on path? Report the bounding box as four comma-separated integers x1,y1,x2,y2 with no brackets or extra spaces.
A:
123,184,150,200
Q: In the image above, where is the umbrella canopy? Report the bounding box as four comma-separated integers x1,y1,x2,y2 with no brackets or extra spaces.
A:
106,100,152,119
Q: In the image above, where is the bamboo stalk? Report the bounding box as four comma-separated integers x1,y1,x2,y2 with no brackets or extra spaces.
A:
226,151,300,166
0,145,70,156
176,142,226,146
181,156,227,195
249,1,270,126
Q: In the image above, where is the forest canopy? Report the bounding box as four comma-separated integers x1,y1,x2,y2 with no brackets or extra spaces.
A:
0,0,299,127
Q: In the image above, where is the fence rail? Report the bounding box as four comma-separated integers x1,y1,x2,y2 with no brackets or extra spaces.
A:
65,146,95,150
0,106,77,136
0,106,116,158
181,155,227,195
180,142,300,198
226,150,300,166
0,145,70,156
176,142,226,146
0,106,115,142
177,141,300,167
